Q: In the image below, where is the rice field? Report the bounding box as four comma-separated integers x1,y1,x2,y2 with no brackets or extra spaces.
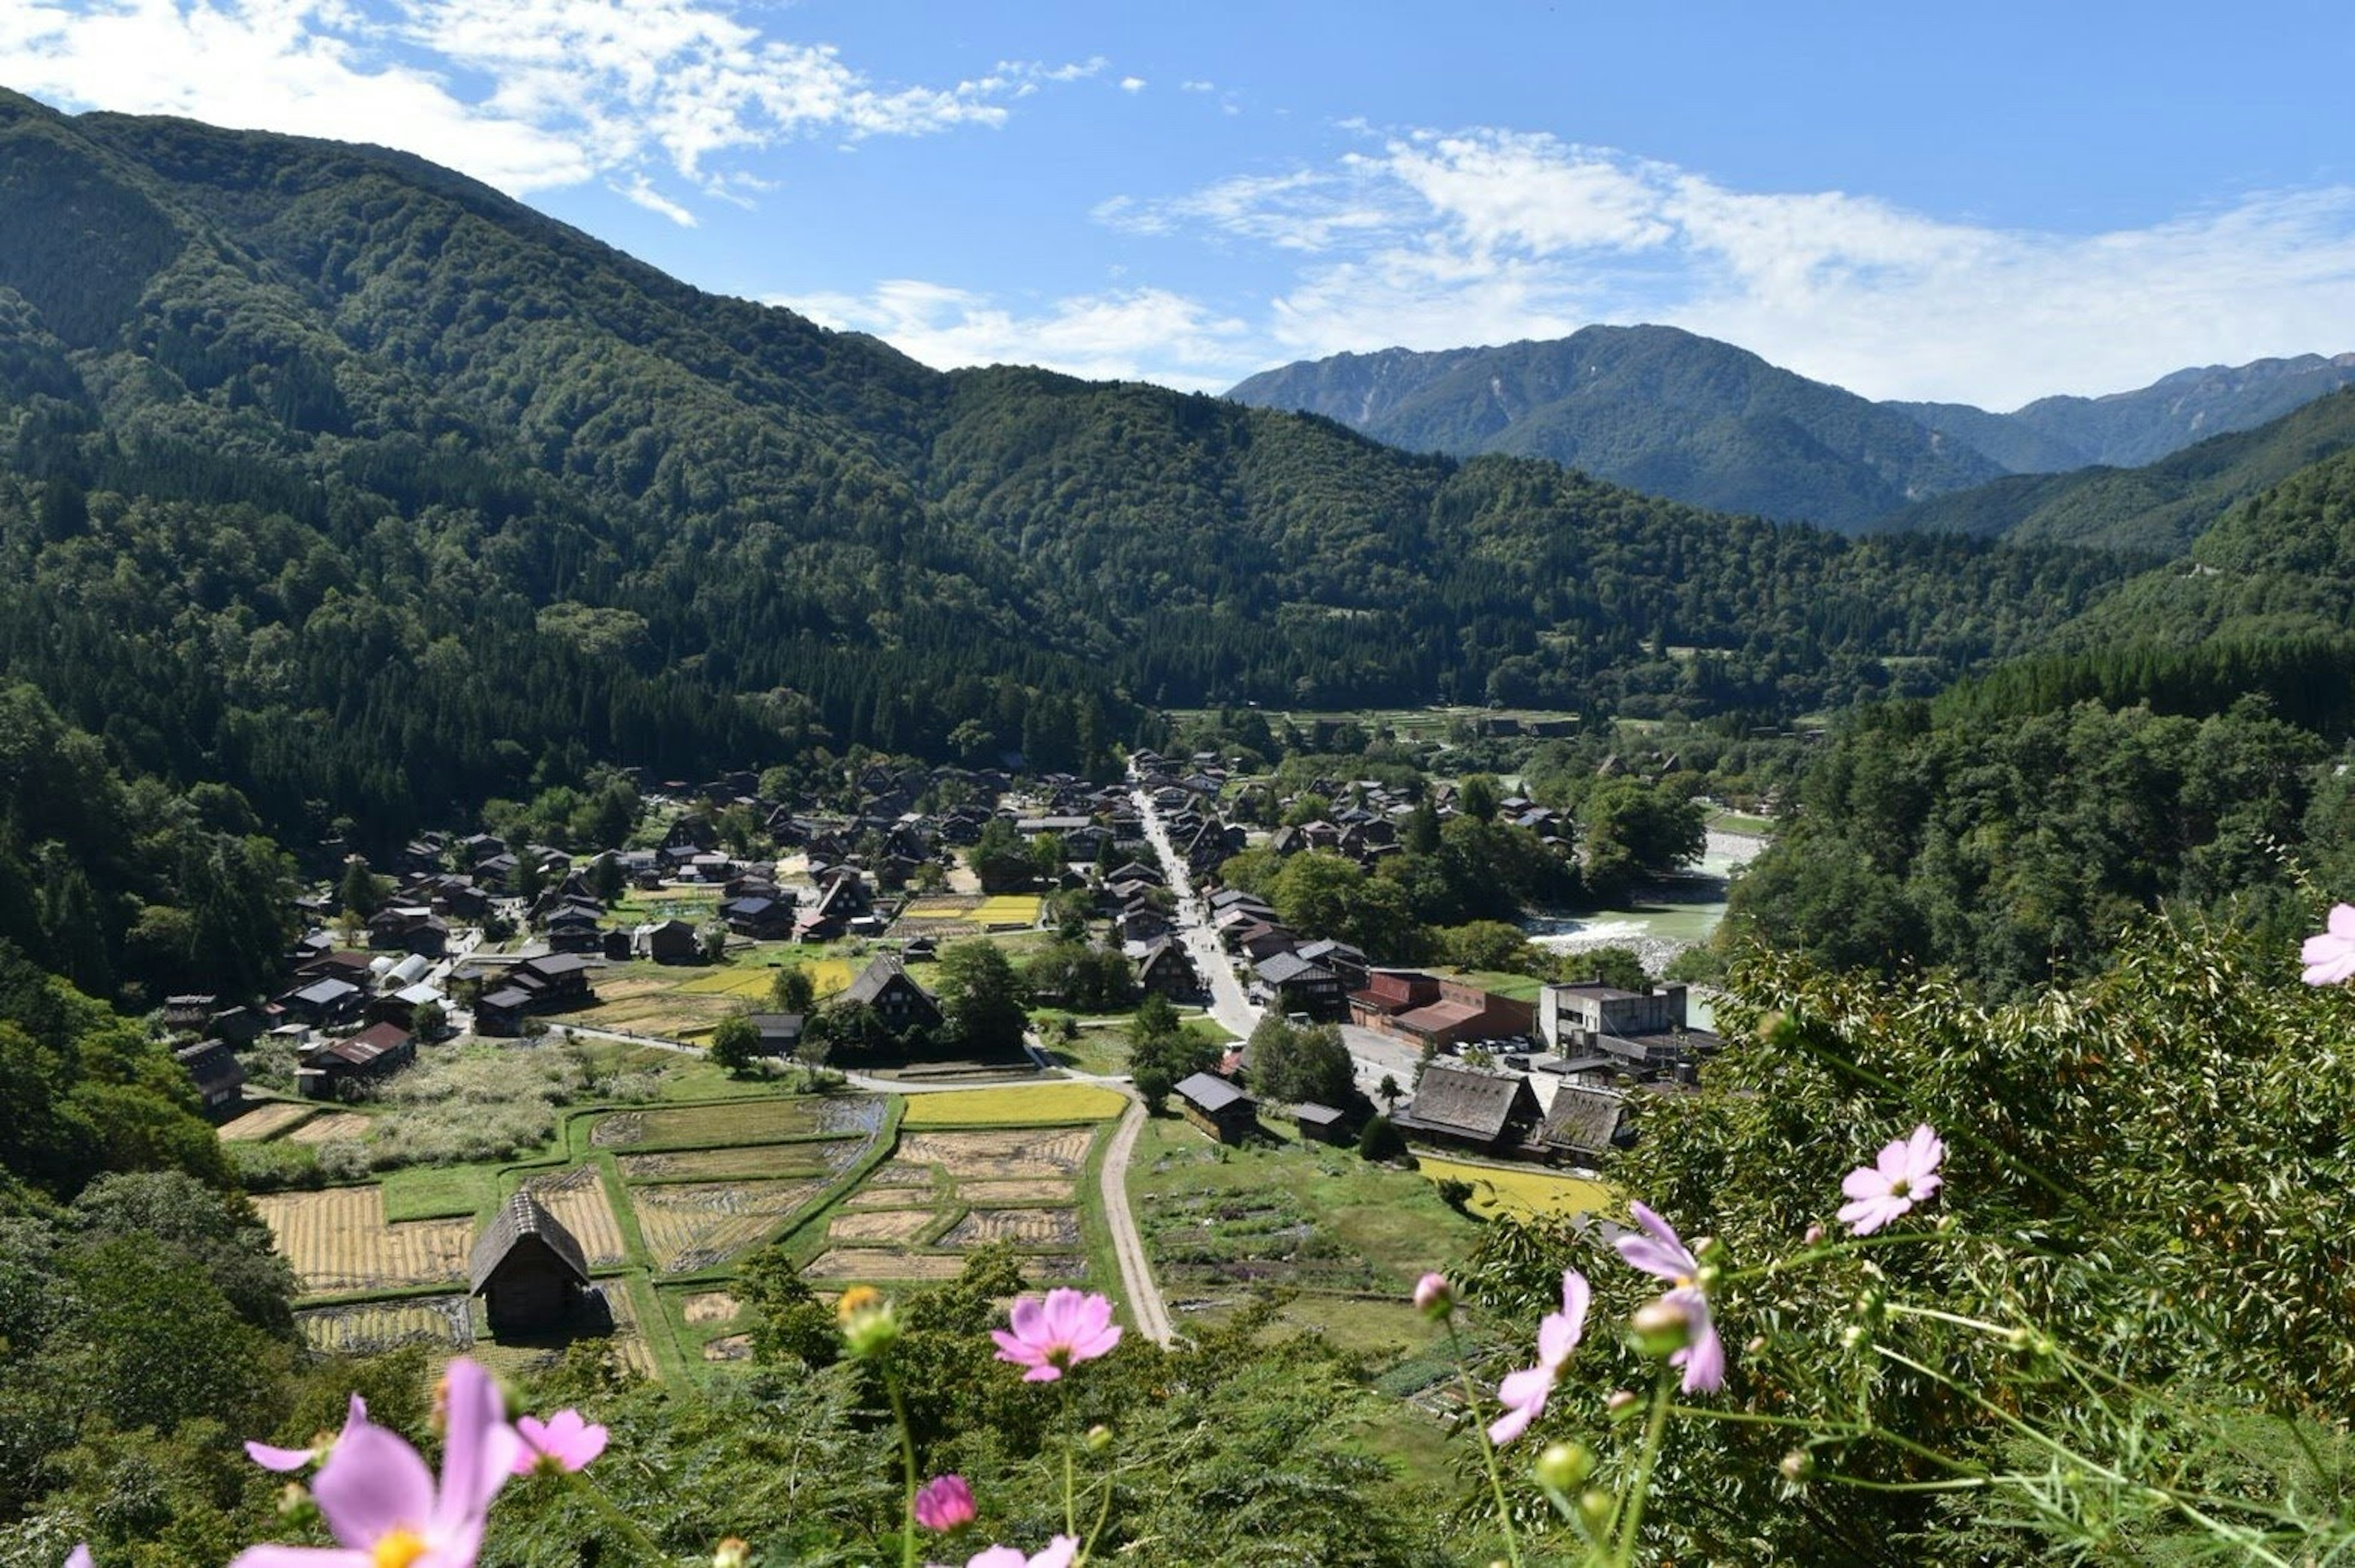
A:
893,1128,1097,1179
617,1142,856,1182
828,1209,935,1243
898,1084,1125,1127
630,1178,827,1272
973,895,1044,929
218,1102,319,1141
296,1296,473,1355
680,1290,740,1325
676,967,778,998
957,1179,1075,1204
594,1095,885,1150
943,1209,1081,1247
254,1187,475,1296
521,1166,630,1267
1414,1158,1615,1220
286,1111,373,1144
803,1250,976,1283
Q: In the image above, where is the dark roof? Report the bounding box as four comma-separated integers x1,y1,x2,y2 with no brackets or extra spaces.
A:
843,954,935,1008
318,1021,412,1067
1396,1064,1539,1142
1175,1071,1253,1115
174,1039,246,1090
1290,1102,1346,1127
1255,952,1334,987
469,1193,591,1294
1544,1085,1631,1157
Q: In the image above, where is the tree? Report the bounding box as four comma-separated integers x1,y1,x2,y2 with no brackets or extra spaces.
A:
1357,1114,1407,1162
1246,1015,1355,1107
699,922,729,963
1459,773,1502,824
1130,995,1214,1113
735,1243,838,1367
337,855,381,920
1377,1073,1402,1112
709,1014,762,1077
771,964,816,1015
411,1000,448,1039
587,852,627,906
935,939,1029,1057
1566,944,1652,994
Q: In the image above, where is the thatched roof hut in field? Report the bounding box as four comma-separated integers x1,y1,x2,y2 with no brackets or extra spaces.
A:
469,1193,591,1333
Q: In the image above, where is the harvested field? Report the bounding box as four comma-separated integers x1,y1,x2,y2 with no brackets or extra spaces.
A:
255,1187,473,1296
703,1333,753,1361
597,1096,885,1150
943,1209,1081,1248
630,1179,825,1272
829,1209,935,1243
617,1142,854,1182
286,1111,373,1144
218,1102,318,1142
296,1296,472,1355
681,1291,740,1325
845,1183,936,1209
521,1167,629,1267
895,1128,1095,1178
804,1250,971,1282
863,1163,936,1188
955,1179,1074,1204
900,1084,1124,1126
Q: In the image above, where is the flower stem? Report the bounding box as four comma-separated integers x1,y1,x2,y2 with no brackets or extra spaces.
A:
1610,1371,1676,1568
886,1372,919,1568
1062,1376,1077,1540
1446,1316,1525,1568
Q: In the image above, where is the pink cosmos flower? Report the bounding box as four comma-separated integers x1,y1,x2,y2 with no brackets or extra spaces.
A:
512,1409,607,1476
1487,1269,1589,1446
1837,1125,1945,1236
247,1396,368,1472
229,1358,521,1568
1614,1202,1727,1394
913,1474,976,1531
963,1537,1078,1568
991,1289,1121,1382
66,1548,93,1568
2303,904,2355,985
1412,1272,1452,1314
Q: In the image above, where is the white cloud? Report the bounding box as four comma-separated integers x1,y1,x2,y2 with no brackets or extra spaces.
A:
611,174,696,226
775,280,1254,390
1179,78,1214,93
0,0,1070,207
1119,75,1146,94
1108,127,2355,405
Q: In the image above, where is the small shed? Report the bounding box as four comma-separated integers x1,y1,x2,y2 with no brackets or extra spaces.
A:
1290,1101,1350,1145
1174,1071,1259,1145
469,1193,591,1334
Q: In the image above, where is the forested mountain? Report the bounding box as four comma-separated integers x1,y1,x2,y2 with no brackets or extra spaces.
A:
1957,351,2355,470
1875,386,2355,554
0,91,2133,868
1225,326,2009,530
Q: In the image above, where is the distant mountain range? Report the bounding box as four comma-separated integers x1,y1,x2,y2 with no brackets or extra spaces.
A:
1228,329,2355,533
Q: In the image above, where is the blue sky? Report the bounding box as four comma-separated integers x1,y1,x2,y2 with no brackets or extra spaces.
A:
4,1,2352,404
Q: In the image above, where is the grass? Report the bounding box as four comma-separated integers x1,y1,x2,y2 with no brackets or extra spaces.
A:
1414,1157,1614,1220
380,1163,503,1222
899,1084,1128,1126
1453,969,1547,1003
1707,809,1778,836
605,1096,888,1151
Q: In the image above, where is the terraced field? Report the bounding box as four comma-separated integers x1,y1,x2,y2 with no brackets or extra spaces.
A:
803,1120,1098,1287
217,1102,318,1141
296,1296,473,1355
595,1095,885,1150
521,1166,630,1267
632,1178,827,1272
900,1084,1125,1126
618,1141,857,1182
255,1187,474,1296
286,1111,373,1144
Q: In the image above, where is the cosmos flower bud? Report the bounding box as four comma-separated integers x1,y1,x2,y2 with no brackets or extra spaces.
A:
1606,1390,1639,1419
1780,1450,1815,1484
1085,1424,1114,1453
1412,1272,1453,1318
1802,1224,1825,1245
835,1287,900,1359
1534,1440,1595,1493
1577,1489,1615,1535
713,1538,751,1568
1629,1296,1696,1358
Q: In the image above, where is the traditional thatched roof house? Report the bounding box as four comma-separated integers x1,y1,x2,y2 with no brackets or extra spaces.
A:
841,954,943,1035
1174,1071,1258,1144
1395,1063,1544,1156
1543,1084,1634,1164
174,1039,247,1117
1134,938,1200,1000
469,1193,591,1333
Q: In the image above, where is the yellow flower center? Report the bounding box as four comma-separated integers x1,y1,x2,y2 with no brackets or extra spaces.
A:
835,1285,884,1324
373,1528,430,1568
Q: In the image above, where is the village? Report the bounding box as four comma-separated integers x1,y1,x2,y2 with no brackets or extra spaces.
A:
158,740,1727,1383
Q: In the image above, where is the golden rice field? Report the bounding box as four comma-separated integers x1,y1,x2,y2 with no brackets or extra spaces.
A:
217,1101,319,1141
255,1187,474,1296
898,1084,1125,1127
630,1178,826,1272
973,895,1044,929
898,895,980,921
676,967,778,998
893,1127,1097,1179
296,1296,472,1355
1415,1157,1615,1220
286,1111,373,1144
521,1166,630,1267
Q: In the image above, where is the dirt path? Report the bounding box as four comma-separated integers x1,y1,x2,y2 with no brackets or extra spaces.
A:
1099,1093,1174,1347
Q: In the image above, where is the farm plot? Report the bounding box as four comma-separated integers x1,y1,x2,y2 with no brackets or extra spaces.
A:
974,895,1044,930
618,1141,858,1182
469,1280,657,1382
630,1179,826,1272
595,1095,886,1150
900,1084,1125,1127
680,1290,740,1325
893,1128,1094,1178
550,974,738,1038
828,1209,935,1243
959,1179,1074,1204
943,1209,1081,1248
255,1187,474,1296
519,1166,629,1267
286,1111,373,1144
218,1102,318,1142
1414,1158,1614,1220
676,968,777,1000
296,1296,473,1355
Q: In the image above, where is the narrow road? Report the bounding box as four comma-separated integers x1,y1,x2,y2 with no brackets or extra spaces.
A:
1132,783,1262,1040
1098,1092,1174,1347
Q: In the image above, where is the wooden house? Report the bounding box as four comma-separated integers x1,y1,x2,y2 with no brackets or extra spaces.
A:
174,1039,247,1117
299,1021,415,1098
1393,1063,1544,1156
1174,1071,1259,1144
841,955,943,1036
469,1193,591,1333
1542,1085,1634,1165
1134,938,1201,1000
1253,951,1345,1021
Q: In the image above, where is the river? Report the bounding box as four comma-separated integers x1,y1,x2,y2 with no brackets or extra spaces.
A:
1521,830,1769,1018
